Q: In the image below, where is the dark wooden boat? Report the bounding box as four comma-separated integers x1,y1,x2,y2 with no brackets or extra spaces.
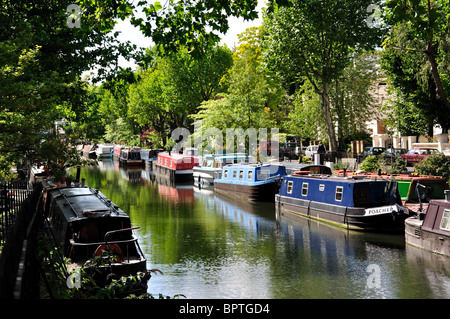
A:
405,190,450,257
43,186,148,279
119,147,143,166
276,173,409,232
214,164,287,202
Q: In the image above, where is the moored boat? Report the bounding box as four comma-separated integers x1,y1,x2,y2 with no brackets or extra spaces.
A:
140,148,163,169
42,186,148,282
119,147,143,166
95,143,115,158
405,191,450,257
112,145,123,160
193,153,250,187
154,152,199,182
214,163,287,202
275,173,409,232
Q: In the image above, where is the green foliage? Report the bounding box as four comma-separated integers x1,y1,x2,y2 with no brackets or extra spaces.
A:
388,156,408,174
414,153,450,179
359,155,381,173
263,0,385,152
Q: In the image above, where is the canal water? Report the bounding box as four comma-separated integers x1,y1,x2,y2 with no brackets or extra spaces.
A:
73,160,450,299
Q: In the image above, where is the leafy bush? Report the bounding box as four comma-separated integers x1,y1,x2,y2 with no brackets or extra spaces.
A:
388,156,407,174
359,155,379,173
414,154,450,179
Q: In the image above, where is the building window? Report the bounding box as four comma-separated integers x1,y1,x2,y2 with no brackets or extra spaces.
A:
287,181,294,194
440,209,450,231
302,183,308,196
335,186,344,201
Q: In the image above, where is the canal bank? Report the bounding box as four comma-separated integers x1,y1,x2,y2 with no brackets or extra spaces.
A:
71,159,450,299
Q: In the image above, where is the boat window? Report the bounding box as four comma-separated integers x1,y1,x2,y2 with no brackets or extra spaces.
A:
257,169,270,181
164,159,167,166
319,184,325,191
233,170,237,179
224,169,228,178
170,160,172,167
239,170,244,179
440,209,450,231
248,170,253,180
335,186,344,201
301,183,308,196
287,181,294,194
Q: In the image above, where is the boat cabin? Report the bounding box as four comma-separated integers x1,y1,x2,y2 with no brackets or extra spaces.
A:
43,187,147,276
276,175,408,231
405,191,450,256
119,147,143,165
156,152,199,171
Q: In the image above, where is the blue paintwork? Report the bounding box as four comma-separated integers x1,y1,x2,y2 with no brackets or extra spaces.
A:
278,175,400,208
214,164,287,186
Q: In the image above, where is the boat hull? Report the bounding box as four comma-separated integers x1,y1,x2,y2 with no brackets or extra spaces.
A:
405,216,450,256
276,194,407,232
155,163,193,183
214,181,279,202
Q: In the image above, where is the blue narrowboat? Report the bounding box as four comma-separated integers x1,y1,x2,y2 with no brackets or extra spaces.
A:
193,153,251,187
214,164,287,202
275,173,409,232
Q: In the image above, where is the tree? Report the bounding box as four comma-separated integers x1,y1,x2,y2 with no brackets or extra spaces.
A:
0,0,138,177
383,0,450,114
263,0,385,155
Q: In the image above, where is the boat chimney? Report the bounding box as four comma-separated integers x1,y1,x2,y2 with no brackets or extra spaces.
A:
446,190,450,202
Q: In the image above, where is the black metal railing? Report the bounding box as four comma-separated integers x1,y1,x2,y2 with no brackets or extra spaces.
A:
0,180,33,248
0,182,43,299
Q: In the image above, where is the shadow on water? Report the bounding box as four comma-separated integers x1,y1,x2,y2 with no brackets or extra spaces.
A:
73,159,450,299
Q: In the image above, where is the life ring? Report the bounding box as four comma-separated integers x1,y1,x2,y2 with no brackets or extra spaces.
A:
94,244,122,262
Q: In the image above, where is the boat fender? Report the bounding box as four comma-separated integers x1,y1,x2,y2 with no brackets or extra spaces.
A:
94,244,123,262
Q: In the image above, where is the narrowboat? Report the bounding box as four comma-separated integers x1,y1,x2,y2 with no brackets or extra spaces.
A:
95,143,115,158
119,147,143,166
154,152,199,182
275,173,409,232
333,171,448,213
112,145,123,160
213,164,287,202
82,144,96,159
140,148,163,169
193,153,250,187
405,190,450,257
284,163,332,175
43,186,148,280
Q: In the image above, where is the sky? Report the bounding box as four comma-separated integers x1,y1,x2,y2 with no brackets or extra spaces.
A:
112,2,264,69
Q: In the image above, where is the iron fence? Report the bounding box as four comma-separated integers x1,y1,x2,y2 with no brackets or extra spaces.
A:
0,180,33,248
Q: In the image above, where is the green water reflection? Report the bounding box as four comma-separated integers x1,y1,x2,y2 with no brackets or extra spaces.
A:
72,160,450,299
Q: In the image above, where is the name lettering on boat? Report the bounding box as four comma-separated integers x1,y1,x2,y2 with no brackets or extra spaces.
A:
364,205,398,216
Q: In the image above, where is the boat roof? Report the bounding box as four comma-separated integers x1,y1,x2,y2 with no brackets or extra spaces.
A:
48,187,129,222
286,174,392,184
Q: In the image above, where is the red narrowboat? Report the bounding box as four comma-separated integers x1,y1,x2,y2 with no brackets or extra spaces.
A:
154,152,199,182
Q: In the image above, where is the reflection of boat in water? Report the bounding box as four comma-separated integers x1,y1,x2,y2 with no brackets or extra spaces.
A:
42,185,148,285
276,173,409,232
405,244,450,298
154,174,195,204
213,192,276,233
120,167,142,182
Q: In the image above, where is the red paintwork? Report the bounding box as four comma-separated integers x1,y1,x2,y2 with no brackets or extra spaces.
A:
156,152,199,171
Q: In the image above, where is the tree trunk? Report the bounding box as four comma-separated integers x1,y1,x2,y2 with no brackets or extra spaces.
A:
425,41,450,111
321,81,338,157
